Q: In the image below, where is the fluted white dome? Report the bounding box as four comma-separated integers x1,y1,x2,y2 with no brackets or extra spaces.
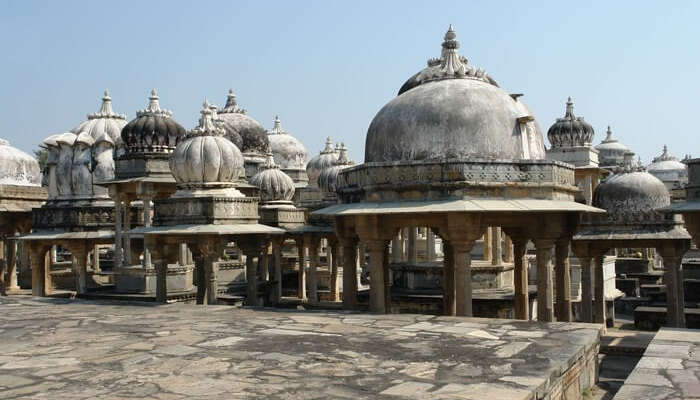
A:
306,137,338,186
71,90,126,152
318,144,354,193
250,153,295,202
0,139,41,186
266,115,308,170
170,101,244,184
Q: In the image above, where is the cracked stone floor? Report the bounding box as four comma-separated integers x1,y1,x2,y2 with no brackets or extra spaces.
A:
0,296,601,399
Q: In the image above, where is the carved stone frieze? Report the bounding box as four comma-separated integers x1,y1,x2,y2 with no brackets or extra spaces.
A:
154,196,259,226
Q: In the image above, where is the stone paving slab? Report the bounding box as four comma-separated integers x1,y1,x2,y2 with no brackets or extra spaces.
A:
0,296,601,399
614,327,700,399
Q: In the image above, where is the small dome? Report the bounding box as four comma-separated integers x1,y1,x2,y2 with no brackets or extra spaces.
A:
547,97,594,148
595,126,630,168
0,138,41,186
648,145,687,172
250,152,295,202
71,90,127,149
306,137,338,186
318,143,354,193
593,154,670,224
365,26,545,163
266,115,308,170
217,89,269,155
121,90,186,154
170,101,244,184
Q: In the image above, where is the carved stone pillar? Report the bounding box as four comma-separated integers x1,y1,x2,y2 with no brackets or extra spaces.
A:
113,197,123,269
408,227,417,264
142,196,153,269
512,237,529,320
272,238,283,303
0,239,5,295
122,198,132,266
295,238,306,300
555,239,572,322
69,245,88,295
308,236,320,303
579,256,593,323
427,229,436,262
535,239,555,322
92,244,101,273
454,241,475,317
6,239,18,291
245,252,259,306
155,261,168,304
391,232,402,263
365,240,387,313
382,241,391,313
483,228,492,262
662,254,685,328
341,239,358,310
442,241,455,316
260,243,270,282
504,235,513,264
594,256,606,327
330,242,340,301
491,227,502,266
30,245,50,296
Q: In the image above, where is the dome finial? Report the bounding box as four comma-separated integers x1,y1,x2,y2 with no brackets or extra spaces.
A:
269,115,284,134
221,89,245,114
189,99,222,137
322,137,334,153
605,126,613,141
147,89,161,112
98,89,115,116
565,97,574,117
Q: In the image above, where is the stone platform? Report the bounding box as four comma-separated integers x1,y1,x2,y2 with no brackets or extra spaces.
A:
0,297,601,399
614,328,700,399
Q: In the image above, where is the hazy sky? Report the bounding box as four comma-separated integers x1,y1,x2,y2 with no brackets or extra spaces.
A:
1,1,698,164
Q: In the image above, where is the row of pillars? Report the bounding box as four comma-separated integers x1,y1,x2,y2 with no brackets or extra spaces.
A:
113,195,153,269
294,236,342,303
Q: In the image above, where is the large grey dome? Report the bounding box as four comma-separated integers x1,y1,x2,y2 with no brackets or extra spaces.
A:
318,143,354,193
593,163,670,224
547,97,594,148
365,27,545,163
121,90,186,154
266,115,308,170
306,137,338,186
0,138,41,186
217,90,269,155
71,90,127,151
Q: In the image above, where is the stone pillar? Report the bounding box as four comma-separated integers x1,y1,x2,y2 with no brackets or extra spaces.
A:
6,239,18,291
195,259,206,305
427,229,436,262
662,254,685,328
272,238,283,303
155,261,168,304
454,242,475,317
512,237,529,320
401,228,408,261
92,244,101,273
142,196,152,269
71,247,88,295
50,246,57,265
391,232,402,263
491,227,502,266
295,238,306,300
205,256,218,305
555,239,572,322
342,239,358,310
504,235,513,263
0,239,5,295
408,228,417,264
308,236,320,303
594,256,606,327
535,239,555,322
245,253,259,306
260,243,270,282
442,241,455,316
30,246,50,296
113,197,123,269
366,240,387,313
179,243,188,266
583,175,593,205
483,228,492,262
580,256,593,323
122,198,131,266
330,243,340,301
383,242,391,313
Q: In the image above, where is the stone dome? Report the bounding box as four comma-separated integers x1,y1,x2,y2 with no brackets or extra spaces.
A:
593,155,670,224
250,153,295,202
306,137,338,186
266,115,308,170
169,101,244,185
217,89,269,155
318,143,354,193
595,126,630,168
365,26,545,163
71,90,127,151
547,97,594,148
121,90,186,154
648,145,688,190
0,138,41,186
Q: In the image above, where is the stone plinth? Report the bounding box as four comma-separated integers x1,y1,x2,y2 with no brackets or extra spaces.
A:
546,146,599,168
114,265,193,294
0,296,601,400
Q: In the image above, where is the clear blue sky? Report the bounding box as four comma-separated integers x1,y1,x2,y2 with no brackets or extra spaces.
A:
1,1,698,164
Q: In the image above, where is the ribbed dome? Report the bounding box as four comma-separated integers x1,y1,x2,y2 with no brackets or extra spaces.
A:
169,101,244,184
71,90,127,152
217,89,269,155
595,126,630,168
0,138,41,186
250,153,295,202
121,90,186,154
594,158,670,224
318,143,354,193
547,97,594,148
648,145,687,173
365,27,545,163
306,137,338,186
266,115,308,170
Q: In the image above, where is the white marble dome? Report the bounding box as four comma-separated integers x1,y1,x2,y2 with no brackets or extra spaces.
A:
647,145,688,187
170,101,244,184
306,137,338,186
0,138,41,186
250,153,295,202
595,126,630,168
365,26,545,163
318,143,354,193
217,90,269,155
71,90,127,153
266,115,308,170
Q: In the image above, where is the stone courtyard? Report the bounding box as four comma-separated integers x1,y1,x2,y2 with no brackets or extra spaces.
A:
0,296,601,399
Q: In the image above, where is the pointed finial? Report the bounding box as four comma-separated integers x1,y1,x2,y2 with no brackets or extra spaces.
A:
605,126,612,140
274,115,281,130
322,137,334,153
565,97,574,117
103,89,111,99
